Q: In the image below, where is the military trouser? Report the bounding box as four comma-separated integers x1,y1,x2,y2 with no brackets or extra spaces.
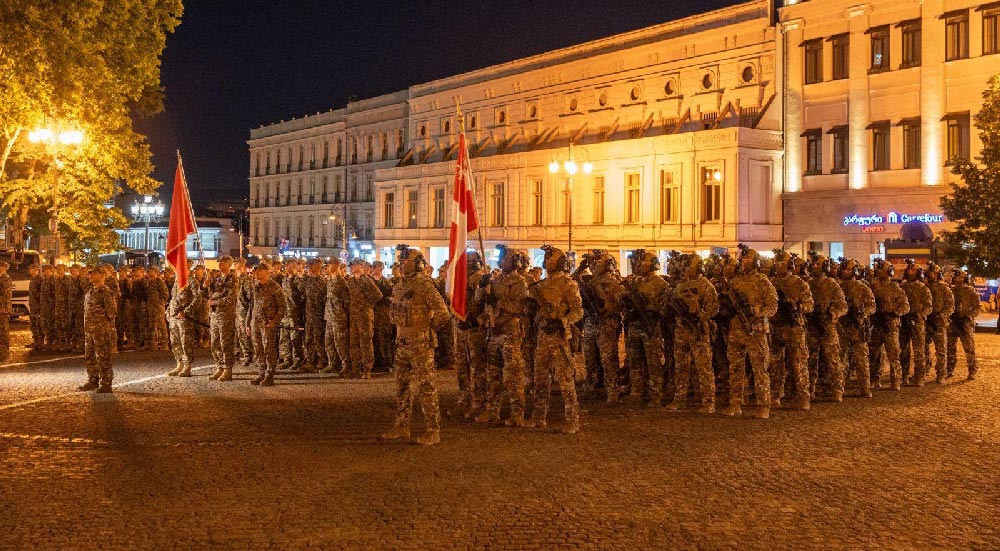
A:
303,313,327,370
251,321,280,377
807,322,845,397
453,326,487,412
148,304,168,350
279,317,304,369
56,302,71,348
521,323,537,398
624,323,665,402
71,307,85,350
434,319,454,371
349,313,374,376
29,312,42,347
126,302,144,348
947,319,977,378
325,314,350,373
727,320,770,407
531,331,579,425
41,312,55,349
924,317,948,380
210,309,237,368
769,324,809,403
168,317,196,365
485,330,526,420
236,309,253,365
839,324,871,396
869,317,902,388
373,311,394,371
661,322,676,400
0,315,9,361
899,315,928,384
712,319,730,400
393,331,441,433
673,324,715,406
84,323,114,384
582,317,621,399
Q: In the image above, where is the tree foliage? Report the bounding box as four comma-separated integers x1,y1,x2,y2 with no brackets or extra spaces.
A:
0,0,182,256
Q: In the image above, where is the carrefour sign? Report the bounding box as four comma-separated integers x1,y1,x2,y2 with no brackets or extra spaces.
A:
843,212,945,227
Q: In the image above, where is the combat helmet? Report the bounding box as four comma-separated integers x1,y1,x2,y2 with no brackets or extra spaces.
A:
540,244,569,273
682,254,705,278
629,248,660,276
838,258,863,280
396,244,427,276
925,261,943,281
903,258,924,281
771,249,794,276
736,243,761,274
872,258,894,279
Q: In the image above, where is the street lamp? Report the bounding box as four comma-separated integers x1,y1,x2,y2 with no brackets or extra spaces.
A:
548,142,593,254
130,195,165,252
28,123,84,264
324,212,348,252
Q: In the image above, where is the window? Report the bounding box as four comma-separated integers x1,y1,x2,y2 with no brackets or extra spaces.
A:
804,39,823,84
869,26,889,72
625,173,641,224
530,179,543,225
900,21,921,68
831,34,849,80
560,180,571,225
433,188,445,228
946,113,970,164
407,190,418,228
701,167,722,223
383,192,395,228
804,129,822,175
323,141,329,168
870,122,890,171
830,242,844,260
831,126,849,173
659,170,679,223
592,176,605,225
902,119,921,169
489,182,505,227
985,7,1000,55
945,11,969,61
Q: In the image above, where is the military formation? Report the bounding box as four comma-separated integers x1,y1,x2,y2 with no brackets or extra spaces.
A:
0,243,985,444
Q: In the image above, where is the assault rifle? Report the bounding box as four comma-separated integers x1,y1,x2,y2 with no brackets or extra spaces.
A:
775,287,804,327
670,290,705,338
622,290,656,335
718,278,767,352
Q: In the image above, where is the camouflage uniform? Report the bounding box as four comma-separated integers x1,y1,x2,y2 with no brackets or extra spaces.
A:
384,249,450,445
83,281,117,387
324,269,351,374
301,270,328,372
924,273,955,383
528,246,584,432
0,271,10,362
167,282,198,374
806,263,848,400
146,276,170,350
236,271,254,366
769,266,814,407
208,269,238,372
279,271,306,369
578,255,625,403
104,272,121,353
67,270,85,351
621,253,671,406
373,275,396,372
192,274,210,348
54,271,72,350
116,272,130,348
28,271,42,348
452,265,488,417
838,269,877,397
869,273,910,390
899,275,933,386
948,277,980,379
669,263,719,410
250,276,286,384
344,271,382,378
478,252,529,425
40,270,56,350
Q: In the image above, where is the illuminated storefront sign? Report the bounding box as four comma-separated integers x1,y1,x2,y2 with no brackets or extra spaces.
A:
843,212,945,227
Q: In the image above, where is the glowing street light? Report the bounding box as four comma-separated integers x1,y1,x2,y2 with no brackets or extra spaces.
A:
131,195,165,252
27,123,84,264
547,142,593,254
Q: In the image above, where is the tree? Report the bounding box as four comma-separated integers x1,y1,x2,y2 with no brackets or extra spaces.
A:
940,74,1000,279
0,0,182,256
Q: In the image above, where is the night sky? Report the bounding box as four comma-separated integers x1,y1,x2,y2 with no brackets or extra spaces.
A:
136,0,746,205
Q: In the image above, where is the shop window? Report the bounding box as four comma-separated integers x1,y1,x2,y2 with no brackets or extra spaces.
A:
804,129,822,175
902,119,921,169
831,34,849,80
830,242,844,260
900,21,921,68
804,39,823,84
945,11,969,61
870,122,890,171
830,126,849,174
701,167,722,223
592,176,605,225
869,26,889,73
625,173,641,224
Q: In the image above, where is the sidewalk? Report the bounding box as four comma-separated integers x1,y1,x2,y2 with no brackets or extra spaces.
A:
976,312,997,333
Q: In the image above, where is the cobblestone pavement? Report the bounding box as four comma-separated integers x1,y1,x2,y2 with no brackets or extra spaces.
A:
1,321,998,550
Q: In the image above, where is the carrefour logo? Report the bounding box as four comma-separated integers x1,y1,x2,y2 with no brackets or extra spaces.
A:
843,212,944,227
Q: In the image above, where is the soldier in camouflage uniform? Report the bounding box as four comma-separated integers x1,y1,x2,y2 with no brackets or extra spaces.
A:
433,260,455,373
115,266,130,349
450,251,488,418
371,260,396,373
54,264,73,351
249,264,286,386
146,267,170,351
39,264,56,351
345,258,383,378
837,259,877,397
898,260,933,386
721,246,777,419
67,264,86,352
708,254,737,402
167,265,203,377
526,246,584,433
518,254,539,401
923,262,954,384
132,267,152,350
477,245,530,426
0,262,10,362
207,256,238,381
869,259,909,390
382,246,450,446
301,259,328,373
324,259,352,375
667,254,719,412
768,250,814,410
948,270,980,381
805,254,848,401
620,249,671,407
577,250,625,403
102,264,121,353
276,260,303,369
193,267,211,349
235,260,255,367
78,268,117,393
27,263,42,349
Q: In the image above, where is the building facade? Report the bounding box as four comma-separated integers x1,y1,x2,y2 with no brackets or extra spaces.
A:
779,0,991,261
116,218,241,261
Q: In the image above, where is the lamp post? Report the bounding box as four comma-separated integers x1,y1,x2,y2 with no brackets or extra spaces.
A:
325,211,348,252
27,124,84,264
130,195,165,252
548,142,593,254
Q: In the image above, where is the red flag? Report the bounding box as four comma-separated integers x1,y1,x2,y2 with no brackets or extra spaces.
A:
166,155,197,289
445,131,480,320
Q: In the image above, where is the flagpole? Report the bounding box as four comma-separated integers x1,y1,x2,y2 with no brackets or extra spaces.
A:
176,150,205,266
455,100,487,263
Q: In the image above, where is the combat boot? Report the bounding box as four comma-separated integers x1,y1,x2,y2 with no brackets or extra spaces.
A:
524,416,547,429
696,403,715,415
790,396,811,410
260,373,275,386
167,362,184,376
208,367,224,380
177,363,192,377
77,380,99,392
562,418,580,434
606,392,620,405
96,383,113,393
753,406,770,420
621,393,644,406
503,412,526,428
464,407,481,421
218,368,233,382
250,374,264,385
474,411,500,424
831,391,844,403
770,398,782,409
381,424,411,440
935,372,946,384
416,430,440,446
320,365,338,374
719,403,742,417
665,401,683,411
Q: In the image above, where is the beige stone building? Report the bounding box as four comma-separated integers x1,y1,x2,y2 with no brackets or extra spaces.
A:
375,0,784,270
779,0,992,261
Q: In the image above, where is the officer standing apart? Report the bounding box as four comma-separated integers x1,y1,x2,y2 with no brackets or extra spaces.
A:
79,268,117,393
382,246,450,446
207,256,238,382
249,264,286,386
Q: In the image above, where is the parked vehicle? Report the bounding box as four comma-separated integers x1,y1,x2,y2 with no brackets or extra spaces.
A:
0,249,41,319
